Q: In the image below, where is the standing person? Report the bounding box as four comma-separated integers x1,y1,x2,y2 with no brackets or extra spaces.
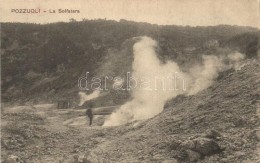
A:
86,104,93,126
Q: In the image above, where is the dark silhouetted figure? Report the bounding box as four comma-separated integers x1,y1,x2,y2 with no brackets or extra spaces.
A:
86,106,93,126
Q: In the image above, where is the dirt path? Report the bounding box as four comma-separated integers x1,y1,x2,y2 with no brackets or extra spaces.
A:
1,105,118,163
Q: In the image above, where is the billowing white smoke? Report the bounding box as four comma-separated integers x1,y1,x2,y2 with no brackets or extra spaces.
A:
228,52,245,61
103,36,246,126
187,51,245,95
187,55,225,95
78,90,100,106
227,52,246,70
103,37,186,126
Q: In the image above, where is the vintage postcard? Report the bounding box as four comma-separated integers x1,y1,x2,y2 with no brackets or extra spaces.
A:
0,0,259,162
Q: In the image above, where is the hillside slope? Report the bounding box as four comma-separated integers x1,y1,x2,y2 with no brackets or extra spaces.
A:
1,21,259,106
86,59,259,162
2,59,259,163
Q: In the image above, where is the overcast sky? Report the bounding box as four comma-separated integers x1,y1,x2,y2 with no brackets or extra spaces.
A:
0,0,259,28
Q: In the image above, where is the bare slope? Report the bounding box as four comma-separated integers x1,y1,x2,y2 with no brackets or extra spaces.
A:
1,60,259,163
87,60,259,162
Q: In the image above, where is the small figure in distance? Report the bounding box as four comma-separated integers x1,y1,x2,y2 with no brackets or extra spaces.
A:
86,104,93,126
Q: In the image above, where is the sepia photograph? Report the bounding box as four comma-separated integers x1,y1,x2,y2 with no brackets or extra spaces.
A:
0,0,259,162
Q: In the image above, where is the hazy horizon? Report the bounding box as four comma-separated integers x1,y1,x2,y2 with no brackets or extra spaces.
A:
0,0,259,28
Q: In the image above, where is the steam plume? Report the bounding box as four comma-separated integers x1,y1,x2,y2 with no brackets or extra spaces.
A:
103,37,186,126
78,90,100,106
187,52,246,95
187,55,225,95
103,36,246,126
227,52,246,70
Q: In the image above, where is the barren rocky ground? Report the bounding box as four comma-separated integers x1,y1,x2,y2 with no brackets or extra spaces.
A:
1,59,260,163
